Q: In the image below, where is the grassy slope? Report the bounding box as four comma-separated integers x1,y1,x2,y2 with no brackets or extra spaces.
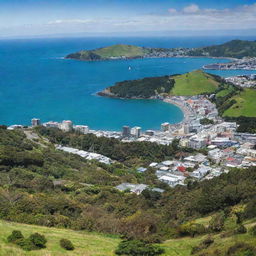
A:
223,88,256,117
79,44,146,59
1,217,256,256
0,220,120,256
171,70,219,96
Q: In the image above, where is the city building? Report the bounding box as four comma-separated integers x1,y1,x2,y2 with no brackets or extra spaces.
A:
122,126,130,137
74,125,89,134
60,120,73,132
31,118,41,127
131,126,141,138
161,122,170,132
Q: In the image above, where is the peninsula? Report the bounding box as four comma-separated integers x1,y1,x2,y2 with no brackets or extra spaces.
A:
66,39,256,61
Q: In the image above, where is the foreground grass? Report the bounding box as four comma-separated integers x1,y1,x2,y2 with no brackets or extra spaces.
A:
224,88,256,117
171,70,219,96
1,218,256,256
0,220,120,256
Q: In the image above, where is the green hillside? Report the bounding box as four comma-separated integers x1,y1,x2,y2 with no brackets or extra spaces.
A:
223,88,256,117
203,40,256,58
189,40,256,58
0,220,119,256
1,217,256,256
66,44,148,60
103,70,222,98
171,70,219,96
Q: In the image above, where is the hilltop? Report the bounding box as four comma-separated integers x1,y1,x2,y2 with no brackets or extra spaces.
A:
99,70,223,98
195,40,256,58
66,44,149,61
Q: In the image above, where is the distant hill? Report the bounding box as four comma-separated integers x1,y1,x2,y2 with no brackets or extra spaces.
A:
99,70,223,98
66,44,149,60
66,40,256,61
189,40,256,58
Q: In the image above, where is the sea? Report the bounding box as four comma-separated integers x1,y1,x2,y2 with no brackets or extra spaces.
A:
0,36,256,130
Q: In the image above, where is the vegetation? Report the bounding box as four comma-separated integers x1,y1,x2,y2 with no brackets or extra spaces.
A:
171,70,219,96
7,230,47,251
115,240,165,256
108,76,175,98
66,44,149,60
198,39,256,58
200,118,214,125
222,88,256,117
60,239,75,250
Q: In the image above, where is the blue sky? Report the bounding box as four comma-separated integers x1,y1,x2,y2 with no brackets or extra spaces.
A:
1,0,256,37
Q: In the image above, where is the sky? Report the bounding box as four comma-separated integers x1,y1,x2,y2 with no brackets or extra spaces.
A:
1,0,256,38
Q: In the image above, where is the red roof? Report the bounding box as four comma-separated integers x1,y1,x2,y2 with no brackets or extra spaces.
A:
177,166,186,172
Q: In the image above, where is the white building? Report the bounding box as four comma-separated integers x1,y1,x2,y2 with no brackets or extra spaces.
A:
31,118,41,127
161,122,170,132
131,126,141,138
74,125,89,134
60,120,73,132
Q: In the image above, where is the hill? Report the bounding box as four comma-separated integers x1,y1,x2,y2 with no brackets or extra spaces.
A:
170,70,220,96
100,70,223,98
66,44,149,61
190,40,256,58
0,220,119,256
222,88,256,117
1,216,256,256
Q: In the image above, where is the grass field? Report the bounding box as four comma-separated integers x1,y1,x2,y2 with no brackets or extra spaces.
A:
223,88,256,117
1,217,256,256
171,70,219,96
0,220,120,256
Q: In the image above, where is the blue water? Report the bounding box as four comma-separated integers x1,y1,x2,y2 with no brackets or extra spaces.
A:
0,36,256,130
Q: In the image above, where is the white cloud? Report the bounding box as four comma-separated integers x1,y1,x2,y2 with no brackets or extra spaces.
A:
168,8,177,14
183,4,200,14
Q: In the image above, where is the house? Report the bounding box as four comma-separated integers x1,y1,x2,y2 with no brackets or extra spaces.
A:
137,167,147,173
115,183,148,195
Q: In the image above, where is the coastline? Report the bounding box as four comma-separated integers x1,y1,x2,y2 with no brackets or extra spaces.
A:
97,89,190,125
162,97,191,124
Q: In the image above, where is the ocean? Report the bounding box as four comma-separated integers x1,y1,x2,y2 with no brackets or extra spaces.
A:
0,36,256,130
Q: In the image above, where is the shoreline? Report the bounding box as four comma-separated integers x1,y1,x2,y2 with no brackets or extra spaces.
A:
97,90,190,125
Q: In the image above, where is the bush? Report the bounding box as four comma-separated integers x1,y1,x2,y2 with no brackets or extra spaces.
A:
7,230,24,243
226,242,256,256
209,212,225,232
235,225,247,234
191,236,214,254
178,222,206,237
249,225,256,236
28,233,47,249
60,238,74,250
115,240,164,256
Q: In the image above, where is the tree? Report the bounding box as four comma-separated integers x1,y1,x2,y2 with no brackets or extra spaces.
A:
115,240,164,256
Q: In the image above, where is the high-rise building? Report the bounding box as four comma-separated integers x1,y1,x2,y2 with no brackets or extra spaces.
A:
161,122,170,132
31,118,41,127
122,126,130,137
131,126,141,138
60,120,73,132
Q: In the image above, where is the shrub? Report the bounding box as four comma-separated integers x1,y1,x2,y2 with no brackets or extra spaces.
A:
60,238,74,250
249,225,256,236
235,225,247,234
115,239,164,256
209,212,225,232
7,230,24,243
29,233,47,248
226,242,256,256
178,222,206,237
191,236,214,254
